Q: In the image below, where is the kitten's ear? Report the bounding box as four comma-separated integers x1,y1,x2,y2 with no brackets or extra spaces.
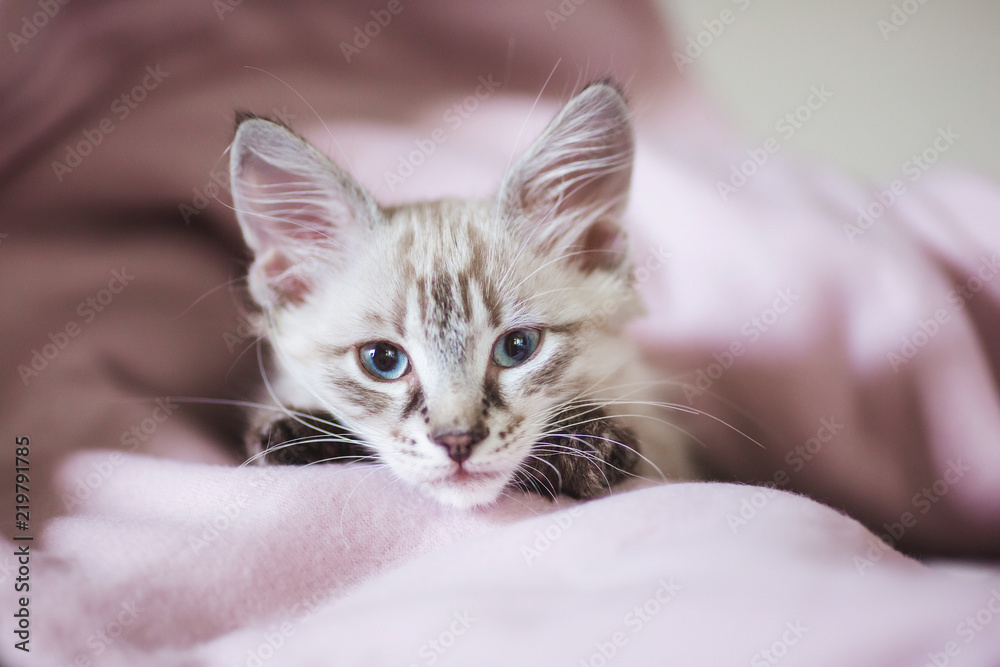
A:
501,82,634,274
230,116,378,308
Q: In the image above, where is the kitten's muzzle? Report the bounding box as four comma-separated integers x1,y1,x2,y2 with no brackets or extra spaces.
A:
432,427,489,464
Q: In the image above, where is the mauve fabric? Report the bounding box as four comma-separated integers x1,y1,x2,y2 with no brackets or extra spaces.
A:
0,1,998,665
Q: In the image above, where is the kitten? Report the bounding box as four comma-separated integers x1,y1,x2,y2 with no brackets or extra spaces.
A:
230,82,693,508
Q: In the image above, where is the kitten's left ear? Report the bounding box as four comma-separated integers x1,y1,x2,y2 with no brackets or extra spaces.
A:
230,116,379,309
501,82,635,274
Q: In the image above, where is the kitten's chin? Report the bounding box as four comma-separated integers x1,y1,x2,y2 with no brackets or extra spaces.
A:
419,471,511,509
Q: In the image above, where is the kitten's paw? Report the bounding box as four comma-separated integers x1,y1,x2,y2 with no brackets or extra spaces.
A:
245,409,371,466
514,406,640,500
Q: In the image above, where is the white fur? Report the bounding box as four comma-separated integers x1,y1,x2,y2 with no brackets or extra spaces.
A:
230,84,693,508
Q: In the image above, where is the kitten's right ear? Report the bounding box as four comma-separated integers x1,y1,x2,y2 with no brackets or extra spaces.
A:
500,82,634,275
229,117,378,309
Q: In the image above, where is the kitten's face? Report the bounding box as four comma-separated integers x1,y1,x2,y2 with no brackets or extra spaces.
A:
231,84,641,508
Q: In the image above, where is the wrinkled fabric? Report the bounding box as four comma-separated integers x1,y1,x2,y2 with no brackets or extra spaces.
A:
1,1,998,665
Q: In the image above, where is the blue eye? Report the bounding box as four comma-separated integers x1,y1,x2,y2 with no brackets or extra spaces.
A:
359,342,410,380
492,329,541,368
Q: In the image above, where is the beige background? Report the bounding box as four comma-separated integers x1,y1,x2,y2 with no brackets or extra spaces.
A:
662,0,1000,183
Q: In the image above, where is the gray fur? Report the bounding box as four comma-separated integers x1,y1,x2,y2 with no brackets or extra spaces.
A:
233,83,694,507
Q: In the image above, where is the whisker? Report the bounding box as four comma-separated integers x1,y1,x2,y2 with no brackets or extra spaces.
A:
302,455,378,467
338,465,389,544
170,275,248,321
536,433,661,483
495,489,545,516
241,435,372,468
524,452,564,493
568,401,767,451
512,459,551,498
240,66,381,218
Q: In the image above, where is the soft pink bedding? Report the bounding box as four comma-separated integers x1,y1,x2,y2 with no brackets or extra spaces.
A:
1,1,998,665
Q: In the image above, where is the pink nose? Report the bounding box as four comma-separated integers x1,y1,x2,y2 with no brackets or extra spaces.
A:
432,429,487,463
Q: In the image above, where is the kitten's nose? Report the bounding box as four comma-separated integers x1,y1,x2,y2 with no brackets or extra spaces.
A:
432,428,488,463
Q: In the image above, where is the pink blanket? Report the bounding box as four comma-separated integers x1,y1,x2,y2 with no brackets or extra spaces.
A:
1,1,999,665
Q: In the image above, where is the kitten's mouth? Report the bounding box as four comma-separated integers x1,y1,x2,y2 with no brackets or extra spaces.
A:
429,467,507,488
512,405,640,500
418,466,513,509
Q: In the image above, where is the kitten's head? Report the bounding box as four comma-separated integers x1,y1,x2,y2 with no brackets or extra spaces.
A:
231,83,643,508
